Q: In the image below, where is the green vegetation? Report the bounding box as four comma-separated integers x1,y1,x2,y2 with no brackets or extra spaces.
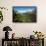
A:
0,11,3,23
13,10,36,22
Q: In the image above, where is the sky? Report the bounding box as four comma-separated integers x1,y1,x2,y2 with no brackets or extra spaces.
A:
13,6,36,13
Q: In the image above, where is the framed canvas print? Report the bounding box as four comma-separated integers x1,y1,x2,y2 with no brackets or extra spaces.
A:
13,6,37,23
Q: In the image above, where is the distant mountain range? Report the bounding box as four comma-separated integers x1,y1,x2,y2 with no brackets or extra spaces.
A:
18,10,33,13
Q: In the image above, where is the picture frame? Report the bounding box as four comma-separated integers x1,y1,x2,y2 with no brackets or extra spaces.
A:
12,6,37,23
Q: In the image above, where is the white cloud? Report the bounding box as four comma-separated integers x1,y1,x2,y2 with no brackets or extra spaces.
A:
18,9,34,13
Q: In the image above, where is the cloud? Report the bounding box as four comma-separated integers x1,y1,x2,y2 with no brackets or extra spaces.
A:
18,9,34,13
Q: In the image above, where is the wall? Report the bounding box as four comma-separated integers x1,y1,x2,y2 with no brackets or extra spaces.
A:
0,0,46,46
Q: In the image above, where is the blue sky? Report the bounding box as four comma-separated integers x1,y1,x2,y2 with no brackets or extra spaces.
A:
13,6,36,13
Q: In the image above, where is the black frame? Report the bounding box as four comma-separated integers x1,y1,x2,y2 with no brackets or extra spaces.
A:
13,6,37,23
